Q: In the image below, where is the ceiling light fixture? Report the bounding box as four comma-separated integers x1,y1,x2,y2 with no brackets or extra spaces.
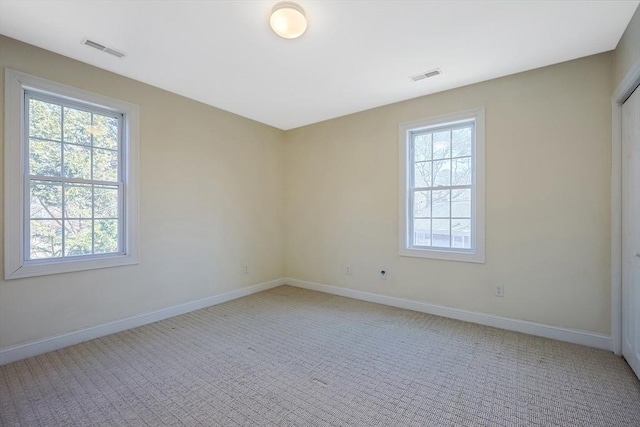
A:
270,2,307,39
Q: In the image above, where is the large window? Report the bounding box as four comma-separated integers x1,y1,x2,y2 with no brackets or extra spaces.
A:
5,70,139,279
399,108,485,263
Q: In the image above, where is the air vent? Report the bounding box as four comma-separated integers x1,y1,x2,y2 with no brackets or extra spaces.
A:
81,38,124,58
103,48,124,58
410,68,442,82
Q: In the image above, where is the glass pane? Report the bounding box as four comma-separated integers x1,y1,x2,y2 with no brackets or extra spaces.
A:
452,157,472,186
30,219,62,259
63,107,91,145
413,133,431,161
413,219,431,246
414,162,431,187
93,148,118,182
452,126,472,158
432,219,450,248
65,220,93,256
413,191,430,218
65,184,93,219
92,115,119,150
63,144,91,179
432,130,450,160
29,139,61,177
29,99,61,141
432,190,450,218
432,159,451,187
94,220,119,254
30,181,62,219
452,219,471,249
452,189,471,218
94,186,119,218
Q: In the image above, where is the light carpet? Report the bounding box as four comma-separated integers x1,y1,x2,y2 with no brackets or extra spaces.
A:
1,285,639,426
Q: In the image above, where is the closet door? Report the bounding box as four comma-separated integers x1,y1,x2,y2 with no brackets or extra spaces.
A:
621,84,640,379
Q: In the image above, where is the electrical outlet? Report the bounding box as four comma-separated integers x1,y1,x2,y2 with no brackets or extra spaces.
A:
494,284,504,297
380,269,387,280
345,265,352,275
242,264,249,274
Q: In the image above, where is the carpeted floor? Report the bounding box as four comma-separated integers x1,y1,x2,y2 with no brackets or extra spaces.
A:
1,285,639,426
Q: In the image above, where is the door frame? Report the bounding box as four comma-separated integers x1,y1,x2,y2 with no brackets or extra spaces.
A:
612,60,640,355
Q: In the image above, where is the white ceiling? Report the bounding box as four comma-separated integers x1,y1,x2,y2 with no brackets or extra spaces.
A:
1,1,638,130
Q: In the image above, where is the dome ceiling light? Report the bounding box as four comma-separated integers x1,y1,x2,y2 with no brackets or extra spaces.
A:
269,2,307,39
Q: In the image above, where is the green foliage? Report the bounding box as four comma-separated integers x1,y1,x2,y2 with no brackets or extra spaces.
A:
30,99,61,140
63,107,92,145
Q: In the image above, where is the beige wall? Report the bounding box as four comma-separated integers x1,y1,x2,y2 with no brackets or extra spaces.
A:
0,33,621,350
284,53,613,335
613,4,640,89
0,36,285,348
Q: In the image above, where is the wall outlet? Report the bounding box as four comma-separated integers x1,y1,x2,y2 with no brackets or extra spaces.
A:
380,269,387,280
494,284,504,297
345,265,352,275
242,264,249,274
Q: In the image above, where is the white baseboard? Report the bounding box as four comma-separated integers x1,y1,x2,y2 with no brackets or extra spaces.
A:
284,278,613,351
0,278,284,365
2,276,613,365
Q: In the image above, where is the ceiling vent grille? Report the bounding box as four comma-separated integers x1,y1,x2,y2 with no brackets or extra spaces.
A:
81,38,124,58
410,69,441,82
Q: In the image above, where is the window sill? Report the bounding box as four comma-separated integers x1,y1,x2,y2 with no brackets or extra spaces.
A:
5,253,139,280
399,247,485,263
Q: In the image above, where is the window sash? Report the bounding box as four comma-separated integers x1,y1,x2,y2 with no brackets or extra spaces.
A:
24,176,125,262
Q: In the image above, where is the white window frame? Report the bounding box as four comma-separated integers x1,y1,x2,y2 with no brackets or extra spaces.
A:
4,69,140,279
398,108,485,263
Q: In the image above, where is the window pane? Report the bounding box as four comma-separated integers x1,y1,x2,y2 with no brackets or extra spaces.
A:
65,220,93,256
30,139,61,177
413,133,431,161
30,181,62,219
432,160,451,187
93,148,118,182
452,189,471,218
432,219,450,248
452,157,471,186
94,186,119,218
452,219,471,249
63,144,91,179
432,190,450,218
63,107,92,145
29,99,61,141
413,219,431,246
432,130,450,160
65,184,93,219
414,161,431,187
413,191,430,218
94,220,119,254
92,115,119,150
30,219,62,259
452,126,472,157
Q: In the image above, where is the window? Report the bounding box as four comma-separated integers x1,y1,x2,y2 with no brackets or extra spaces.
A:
399,108,485,263
4,69,139,279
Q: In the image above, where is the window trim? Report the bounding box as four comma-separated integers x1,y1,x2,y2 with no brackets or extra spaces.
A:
398,108,485,263
4,69,140,279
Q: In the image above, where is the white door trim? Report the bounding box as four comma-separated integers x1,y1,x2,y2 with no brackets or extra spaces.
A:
611,60,640,355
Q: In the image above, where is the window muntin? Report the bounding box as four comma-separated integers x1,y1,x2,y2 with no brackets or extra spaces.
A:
26,93,124,261
399,108,484,263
